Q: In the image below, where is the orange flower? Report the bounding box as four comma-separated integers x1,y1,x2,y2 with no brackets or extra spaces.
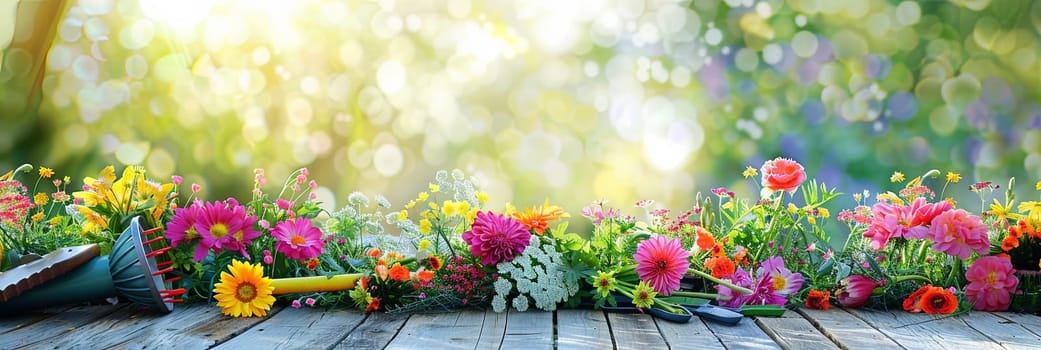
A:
512,199,570,235
704,257,736,278
307,258,319,270
366,297,381,312
1002,236,1020,252
367,247,382,258
732,249,749,266
695,226,716,251
920,287,958,315
804,289,831,310
416,270,435,284
375,264,388,281
388,263,410,282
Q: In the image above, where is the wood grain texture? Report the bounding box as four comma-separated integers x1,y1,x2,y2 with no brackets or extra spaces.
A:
797,308,902,350
106,303,281,350
0,304,123,349
212,307,366,350
655,316,725,350
607,312,668,350
755,315,840,350
704,315,781,350
846,308,1004,350
0,306,70,334
993,312,1041,338
556,309,613,350
335,312,408,350
500,310,552,350
960,311,1041,350
476,310,507,349
384,311,487,350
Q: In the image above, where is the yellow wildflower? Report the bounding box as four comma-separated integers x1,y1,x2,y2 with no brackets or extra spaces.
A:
31,212,44,222
405,200,416,209
466,208,478,224
418,239,431,251
442,200,459,217
877,192,905,206
504,203,516,216
418,219,432,234
33,192,48,206
39,167,54,178
49,216,62,225
945,172,961,183
807,216,817,225
890,171,905,183
457,201,471,214
1018,201,1041,223
429,183,440,193
818,207,830,218
475,191,490,204
742,166,758,178
853,193,862,202
397,210,408,222
1036,181,1041,191
989,199,1020,224
787,203,799,214
417,192,429,202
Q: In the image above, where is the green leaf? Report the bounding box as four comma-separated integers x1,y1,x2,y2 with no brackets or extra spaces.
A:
835,263,851,284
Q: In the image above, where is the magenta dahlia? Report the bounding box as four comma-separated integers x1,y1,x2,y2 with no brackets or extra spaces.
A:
462,211,531,265
634,235,690,296
272,217,325,261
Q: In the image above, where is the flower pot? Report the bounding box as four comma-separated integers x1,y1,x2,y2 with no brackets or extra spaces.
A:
1011,270,1041,314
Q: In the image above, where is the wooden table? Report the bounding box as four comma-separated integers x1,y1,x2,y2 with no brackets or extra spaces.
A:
2,303,1040,349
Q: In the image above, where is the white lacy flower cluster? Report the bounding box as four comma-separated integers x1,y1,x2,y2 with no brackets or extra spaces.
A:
492,235,579,312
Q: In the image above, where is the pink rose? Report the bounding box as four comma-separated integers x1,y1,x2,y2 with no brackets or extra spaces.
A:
760,158,807,193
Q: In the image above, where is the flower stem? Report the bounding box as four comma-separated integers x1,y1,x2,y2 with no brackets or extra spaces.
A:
688,268,754,295
891,274,932,284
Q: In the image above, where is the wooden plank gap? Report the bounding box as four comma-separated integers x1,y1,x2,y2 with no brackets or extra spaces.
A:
795,307,904,350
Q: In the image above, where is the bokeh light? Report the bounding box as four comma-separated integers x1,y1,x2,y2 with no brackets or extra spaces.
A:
3,0,1041,220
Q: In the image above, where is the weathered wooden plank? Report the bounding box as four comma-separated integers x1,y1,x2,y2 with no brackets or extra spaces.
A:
335,312,409,350
0,306,71,334
655,316,725,350
797,308,902,350
703,315,781,350
476,310,507,349
960,312,1041,350
212,307,366,350
0,304,123,349
755,310,840,350
556,309,613,350
606,312,668,350
846,308,1004,350
39,304,214,349
109,303,283,350
500,310,552,350
384,311,486,350
993,312,1041,338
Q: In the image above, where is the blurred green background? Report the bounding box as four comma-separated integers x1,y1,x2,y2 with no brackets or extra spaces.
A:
2,0,1041,216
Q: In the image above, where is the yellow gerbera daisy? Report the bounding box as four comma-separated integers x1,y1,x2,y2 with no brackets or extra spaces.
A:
945,172,961,183
38,167,54,179
213,260,276,317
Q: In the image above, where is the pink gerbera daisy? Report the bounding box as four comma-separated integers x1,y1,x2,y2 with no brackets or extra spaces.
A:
272,217,325,261
965,256,1019,311
166,202,201,247
462,211,531,265
760,256,803,295
634,235,690,296
193,199,260,261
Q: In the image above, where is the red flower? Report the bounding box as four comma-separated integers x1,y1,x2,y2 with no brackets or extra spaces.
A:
920,287,958,314
365,297,381,312
804,289,831,310
760,158,807,193
902,285,930,312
